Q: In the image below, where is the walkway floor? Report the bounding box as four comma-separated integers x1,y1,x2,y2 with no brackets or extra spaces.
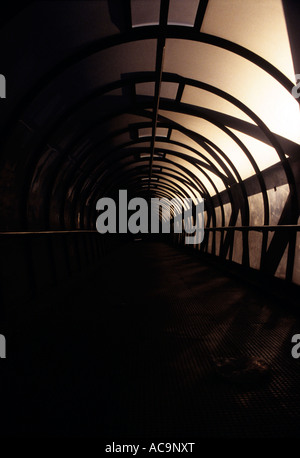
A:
4,241,300,437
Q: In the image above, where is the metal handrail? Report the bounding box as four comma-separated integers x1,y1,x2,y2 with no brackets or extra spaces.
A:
204,225,300,232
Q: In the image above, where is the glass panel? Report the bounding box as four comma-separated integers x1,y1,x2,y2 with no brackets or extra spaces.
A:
168,0,199,26
232,231,243,264
215,231,221,256
201,0,296,80
139,127,152,137
274,244,288,280
215,206,222,227
223,202,232,226
164,153,223,195
203,168,226,193
248,193,264,226
131,0,160,27
153,160,209,197
229,128,280,172
158,177,197,198
154,140,210,161
236,210,242,227
160,109,255,180
207,144,240,182
249,232,263,269
160,82,179,99
170,130,238,182
164,39,300,145
182,85,254,124
225,231,230,260
207,231,213,253
293,218,300,285
156,127,168,137
136,82,155,96
171,130,206,152
267,183,289,227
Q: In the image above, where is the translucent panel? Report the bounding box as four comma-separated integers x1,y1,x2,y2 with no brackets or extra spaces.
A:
158,177,197,198
173,132,240,181
160,109,255,180
102,113,151,135
223,202,232,226
164,153,221,195
215,206,222,227
249,232,263,270
168,0,199,26
154,140,209,161
153,159,185,173
207,231,213,253
201,0,296,81
229,128,280,172
203,168,226,193
152,151,165,158
139,127,152,137
207,144,240,182
85,39,157,86
225,232,231,260
248,193,264,226
236,210,242,227
160,82,179,99
232,231,243,264
267,183,289,227
171,130,205,152
170,130,236,180
156,127,168,137
293,218,300,285
215,232,221,256
274,244,288,280
160,168,187,182
138,127,168,139
136,82,155,96
140,151,164,159
131,0,160,27
156,156,215,194
182,85,254,124
164,39,300,144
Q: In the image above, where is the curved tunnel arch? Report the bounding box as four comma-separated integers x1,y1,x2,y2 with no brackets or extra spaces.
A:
0,0,299,284
2,1,300,439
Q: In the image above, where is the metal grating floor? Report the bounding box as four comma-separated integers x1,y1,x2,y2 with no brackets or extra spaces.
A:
4,241,300,437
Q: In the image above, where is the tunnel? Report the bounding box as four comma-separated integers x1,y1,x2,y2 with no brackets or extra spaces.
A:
0,0,300,441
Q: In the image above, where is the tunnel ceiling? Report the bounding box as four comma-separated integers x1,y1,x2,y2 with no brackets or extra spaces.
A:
0,0,300,231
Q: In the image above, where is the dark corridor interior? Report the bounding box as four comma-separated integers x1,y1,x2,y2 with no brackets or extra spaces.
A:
4,240,300,438
1,0,300,440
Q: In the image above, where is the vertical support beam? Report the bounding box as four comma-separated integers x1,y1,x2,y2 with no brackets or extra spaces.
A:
148,0,170,193
194,0,209,30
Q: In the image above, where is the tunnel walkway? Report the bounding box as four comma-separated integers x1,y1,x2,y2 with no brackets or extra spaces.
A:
4,241,300,438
